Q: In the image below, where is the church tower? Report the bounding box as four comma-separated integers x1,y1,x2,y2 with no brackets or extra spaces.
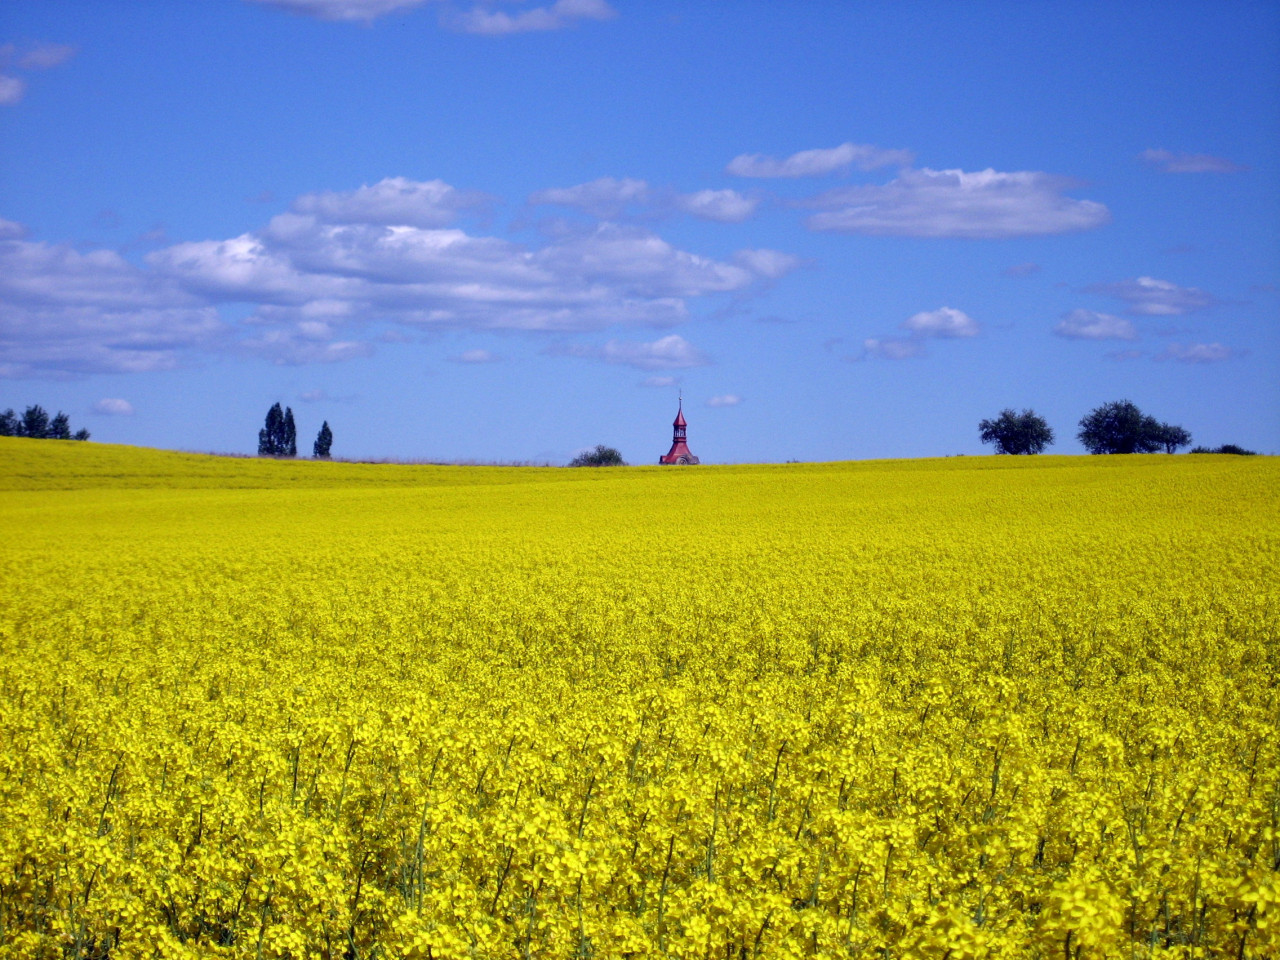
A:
658,399,700,465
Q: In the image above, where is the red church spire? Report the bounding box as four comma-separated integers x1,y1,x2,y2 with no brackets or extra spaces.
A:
659,396,699,465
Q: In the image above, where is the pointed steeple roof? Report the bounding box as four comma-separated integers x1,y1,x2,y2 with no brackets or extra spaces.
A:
673,402,687,428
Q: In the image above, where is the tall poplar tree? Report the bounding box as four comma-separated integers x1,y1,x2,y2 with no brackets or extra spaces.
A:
313,421,333,459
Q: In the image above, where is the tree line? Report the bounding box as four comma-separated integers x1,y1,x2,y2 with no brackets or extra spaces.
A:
0,405,90,441
258,403,333,459
979,400,1253,455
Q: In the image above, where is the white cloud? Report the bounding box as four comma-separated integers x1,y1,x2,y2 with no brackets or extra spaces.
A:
861,337,924,361
530,179,760,223
1139,149,1247,174
0,75,26,106
675,189,759,223
555,334,709,369
452,348,498,363
727,143,913,178
707,394,740,407
3,179,786,377
529,178,650,219
0,218,28,240
1087,276,1216,316
640,375,676,388
245,0,430,21
92,398,134,416
446,0,617,35
291,177,488,227
17,43,77,70
0,234,225,378
1157,342,1235,363
901,306,978,338
1054,308,1138,341
731,248,800,280
238,326,374,365
805,167,1110,238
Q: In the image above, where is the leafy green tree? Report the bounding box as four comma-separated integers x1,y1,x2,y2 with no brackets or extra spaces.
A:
1191,443,1257,455
21,405,50,439
48,412,72,440
568,444,627,467
0,409,17,436
1151,422,1192,454
313,421,333,459
1077,400,1163,454
73,428,91,441
978,408,1054,455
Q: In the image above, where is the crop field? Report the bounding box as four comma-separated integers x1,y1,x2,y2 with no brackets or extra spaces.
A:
0,437,1276,959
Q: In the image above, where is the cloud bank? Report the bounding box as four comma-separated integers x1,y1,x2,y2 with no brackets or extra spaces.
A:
1054,309,1138,341
727,143,913,178
2,178,792,376
1087,276,1216,316
529,178,760,223
805,168,1110,239
552,334,709,370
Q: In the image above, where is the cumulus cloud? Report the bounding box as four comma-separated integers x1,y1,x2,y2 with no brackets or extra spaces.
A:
92,398,134,416
674,189,759,223
805,167,1110,239
1054,308,1137,341
0,218,28,240
1087,276,1216,316
727,143,913,178
1157,342,1235,363
554,334,709,369
452,348,498,363
445,0,617,35
291,177,489,227
529,178,650,219
707,394,740,407
0,230,225,378
858,307,978,360
245,0,430,21
901,307,979,338
529,178,760,223
3,180,784,377
1139,149,1247,174
860,337,925,361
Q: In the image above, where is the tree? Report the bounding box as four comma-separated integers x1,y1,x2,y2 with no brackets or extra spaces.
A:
283,407,297,458
313,421,333,459
1191,443,1257,455
258,403,283,456
0,405,88,440
1077,400,1164,454
568,444,627,467
978,408,1054,455
21,404,50,439
257,403,297,457
48,412,72,440
1151,422,1192,454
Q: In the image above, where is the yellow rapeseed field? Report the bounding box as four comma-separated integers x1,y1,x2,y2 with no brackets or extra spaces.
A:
0,437,1276,959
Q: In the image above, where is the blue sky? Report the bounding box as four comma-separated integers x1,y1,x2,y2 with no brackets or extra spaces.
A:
2,0,1277,463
